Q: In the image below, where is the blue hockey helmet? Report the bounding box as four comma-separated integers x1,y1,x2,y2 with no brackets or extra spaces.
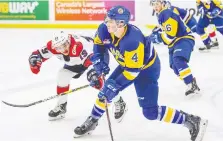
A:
105,5,131,24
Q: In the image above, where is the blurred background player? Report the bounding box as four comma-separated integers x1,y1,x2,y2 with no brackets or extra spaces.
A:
150,0,200,96
164,0,198,33
205,24,219,47
153,0,219,48
73,6,208,141
28,31,104,120
196,0,223,51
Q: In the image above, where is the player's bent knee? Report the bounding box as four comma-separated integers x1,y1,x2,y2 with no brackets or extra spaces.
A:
142,106,158,120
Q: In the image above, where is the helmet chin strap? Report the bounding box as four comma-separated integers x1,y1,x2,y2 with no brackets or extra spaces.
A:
114,21,126,37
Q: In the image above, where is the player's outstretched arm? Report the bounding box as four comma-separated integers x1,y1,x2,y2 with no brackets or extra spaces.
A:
28,44,53,74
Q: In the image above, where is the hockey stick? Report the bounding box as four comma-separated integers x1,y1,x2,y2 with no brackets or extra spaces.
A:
2,84,90,108
105,99,114,141
217,15,223,19
100,74,114,141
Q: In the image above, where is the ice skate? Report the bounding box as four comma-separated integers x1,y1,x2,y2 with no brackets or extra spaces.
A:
211,39,219,49
113,96,128,123
185,78,200,96
183,112,208,141
48,102,67,121
74,116,98,138
199,42,213,52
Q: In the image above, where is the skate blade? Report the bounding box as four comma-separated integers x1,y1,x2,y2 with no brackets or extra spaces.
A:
195,119,208,141
185,89,201,96
211,47,219,49
48,114,65,121
115,105,128,123
73,130,93,138
198,49,211,53
185,90,202,100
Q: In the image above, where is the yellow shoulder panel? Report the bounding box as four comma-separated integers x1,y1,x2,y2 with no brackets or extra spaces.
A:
93,34,104,45
173,8,180,15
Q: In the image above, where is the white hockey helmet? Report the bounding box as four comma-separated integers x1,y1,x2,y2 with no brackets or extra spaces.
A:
51,31,70,53
150,0,166,6
52,31,69,48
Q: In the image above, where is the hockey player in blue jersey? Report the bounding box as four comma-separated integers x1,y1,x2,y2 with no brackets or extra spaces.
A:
153,0,219,47
196,0,223,50
150,0,201,96
73,5,208,141
165,1,197,32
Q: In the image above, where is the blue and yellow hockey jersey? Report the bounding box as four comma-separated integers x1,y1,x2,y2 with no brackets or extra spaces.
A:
158,8,194,48
169,6,192,24
93,23,157,85
196,0,223,18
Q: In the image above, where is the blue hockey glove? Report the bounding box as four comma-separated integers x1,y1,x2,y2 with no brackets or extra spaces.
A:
90,53,110,76
98,79,122,101
150,32,162,44
209,8,221,18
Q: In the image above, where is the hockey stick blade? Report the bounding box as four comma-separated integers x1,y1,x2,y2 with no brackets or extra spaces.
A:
2,84,90,108
2,100,35,107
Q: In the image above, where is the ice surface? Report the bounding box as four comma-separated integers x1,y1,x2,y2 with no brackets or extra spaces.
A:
0,29,223,141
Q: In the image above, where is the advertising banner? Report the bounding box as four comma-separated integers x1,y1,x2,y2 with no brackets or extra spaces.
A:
55,0,135,21
0,0,49,20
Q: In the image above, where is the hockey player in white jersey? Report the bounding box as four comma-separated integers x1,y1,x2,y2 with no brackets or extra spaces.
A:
28,31,105,120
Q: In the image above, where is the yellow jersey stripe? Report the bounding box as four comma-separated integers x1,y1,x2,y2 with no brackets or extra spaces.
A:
168,35,194,48
123,70,138,80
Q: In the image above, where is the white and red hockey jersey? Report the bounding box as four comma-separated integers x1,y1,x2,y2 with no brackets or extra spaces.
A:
38,34,94,68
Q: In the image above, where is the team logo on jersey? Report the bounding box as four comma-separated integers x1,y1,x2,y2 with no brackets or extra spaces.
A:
118,8,124,14
103,39,111,44
72,45,77,55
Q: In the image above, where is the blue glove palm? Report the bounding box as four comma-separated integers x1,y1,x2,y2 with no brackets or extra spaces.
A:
90,53,110,76
98,79,121,101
